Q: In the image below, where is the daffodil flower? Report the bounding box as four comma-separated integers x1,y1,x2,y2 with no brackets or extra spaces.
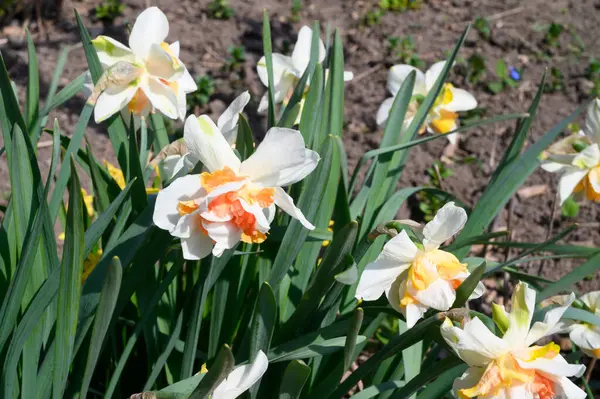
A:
376,62,477,144
153,113,320,260
541,98,600,204
155,91,251,181
198,351,268,399
548,291,600,359
441,282,586,399
89,7,197,123
256,26,353,117
355,202,484,328
105,160,160,194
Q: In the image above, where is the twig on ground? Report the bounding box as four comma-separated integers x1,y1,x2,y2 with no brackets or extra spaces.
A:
348,64,382,85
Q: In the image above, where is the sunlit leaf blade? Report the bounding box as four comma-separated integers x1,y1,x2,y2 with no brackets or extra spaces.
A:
53,158,84,399
327,30,345,137
236,114,255,160
278,360,311,399
79,257,122,398
25,30,39,133
262,11,276,128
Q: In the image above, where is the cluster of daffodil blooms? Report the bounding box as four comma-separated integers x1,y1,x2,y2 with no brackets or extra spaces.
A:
83,6,598,399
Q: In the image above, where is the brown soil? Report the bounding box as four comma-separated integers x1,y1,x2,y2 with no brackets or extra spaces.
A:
1,0,600,292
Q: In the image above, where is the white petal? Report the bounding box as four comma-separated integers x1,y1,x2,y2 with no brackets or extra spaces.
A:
552,375,587,399
445,87,477,112
558,167,588,205
356,256,410,302
239,127,310,187
412,279,455,311
171,212,197,238
146,43,184,81
381,230,419,264
468,281,486,300
239,199,271,233
541,161,569,173
94,85,138,123
183,115,241,172
204,221,241,256
129,7,169,58
572,143,600,169
343,71,354,81
441,317,509,367
178,68,198,93
422,202,467,251
385,274,405,314
570,324,600,352
581,291,600,312
388,65,426,96
181,233,213,261
160,154,184,181
506,385,533,399
153,174,203,232
503,282,536,348
169,41,180,57
92,36,135,67
376,97,394,127
212,351,269,399
516,354,585,378
141,77,179,120
273,187,314,230
257,93,269,114
291,25,326,75
276,149,320,187
425,61,447,91
257,53,295,88
526,293,575,346
218,91,251,144
452,367,485,397
583,98,600,144
403,302,428,328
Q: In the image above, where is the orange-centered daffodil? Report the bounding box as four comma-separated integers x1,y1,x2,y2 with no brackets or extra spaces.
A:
355,202,484,328
153,114,320,260
442,282,586,399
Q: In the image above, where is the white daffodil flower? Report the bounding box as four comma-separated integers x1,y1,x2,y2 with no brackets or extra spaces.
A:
153,113,319,260
210,351,268,399
441,282,586,399
376,62,477,144
256,26,353,117
549,291,600,359
156,91,251,181
355,202,485,328
541,98,600,204
88,7,197,124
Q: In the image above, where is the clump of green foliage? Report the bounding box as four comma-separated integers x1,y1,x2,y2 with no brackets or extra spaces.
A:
487,59,520,94
94,0,125,23
207,0,234,20
473,16,491,41
362,0,422,26
290,0,302,22
186,75,215,112
544,66,565,93
224,45,246,72
587,59,600,96
466,53,486,84
387,36,423,68
543,22,564,48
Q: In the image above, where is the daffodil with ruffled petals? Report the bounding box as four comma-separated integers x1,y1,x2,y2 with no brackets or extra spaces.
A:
153,113,319,260
89,7,196,123
256,26,353,117
542,98,600,204
376,62,477,144
155,91,251,181
441,282,586,399
355,202,485,328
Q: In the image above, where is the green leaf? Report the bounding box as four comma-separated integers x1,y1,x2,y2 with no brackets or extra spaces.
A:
103,260,184,398
44,121,62,198
150,113,170,155
79,257,122,398
344,308,364,370
538,252,600,302
269,336,365,363
43,73,85,115
279,360,311,399
236,114,255,160
454,99,587,260
487,81,504,94
561,197,579,217
282,221,358,336
189,345,235,399
452,263,485,308
299,64,324,149
389,356,464,399
414,363,468,398
127,118,149,213
262,11,276,128
327,30,345,137
352,381,406,399
268,136,336,289
495,59,507,77
250,282,277,362
53,158,84,399
25,30,39,133
329,315,442,398
0,47,27,142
